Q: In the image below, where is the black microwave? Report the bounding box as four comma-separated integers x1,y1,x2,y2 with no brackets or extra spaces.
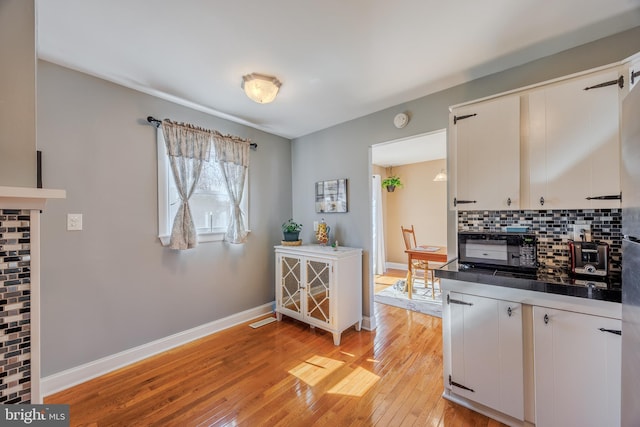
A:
458,232,537,271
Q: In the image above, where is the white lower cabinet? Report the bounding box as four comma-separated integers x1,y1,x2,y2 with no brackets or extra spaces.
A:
533,306,621,427
446,292,525,421
274,245,362,345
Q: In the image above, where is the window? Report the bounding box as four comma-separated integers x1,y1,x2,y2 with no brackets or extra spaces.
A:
157,129,248,245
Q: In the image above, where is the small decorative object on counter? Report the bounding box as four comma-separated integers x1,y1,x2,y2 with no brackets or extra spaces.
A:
332,240,339,251
316,218,330,245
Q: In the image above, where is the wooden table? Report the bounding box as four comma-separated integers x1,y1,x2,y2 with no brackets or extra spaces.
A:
405,246,448,299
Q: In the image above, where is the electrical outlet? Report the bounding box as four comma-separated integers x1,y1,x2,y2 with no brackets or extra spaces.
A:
67,213,83,231
573,224,591,241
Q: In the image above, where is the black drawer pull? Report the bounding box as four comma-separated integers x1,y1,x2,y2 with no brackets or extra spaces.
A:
599,328,621,336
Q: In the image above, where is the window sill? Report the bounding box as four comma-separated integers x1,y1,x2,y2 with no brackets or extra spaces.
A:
158,230,251,246
159,232,224,246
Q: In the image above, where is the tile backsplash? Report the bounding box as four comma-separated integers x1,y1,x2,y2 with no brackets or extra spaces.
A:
457,209,622,274
0,209,32,403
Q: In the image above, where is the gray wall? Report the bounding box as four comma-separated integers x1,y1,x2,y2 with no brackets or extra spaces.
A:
292,26,640,321
0,0,36,187
37,61,292,376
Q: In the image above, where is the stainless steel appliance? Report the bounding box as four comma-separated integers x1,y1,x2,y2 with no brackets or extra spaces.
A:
568,240,609,277
621,76,640,426
458,231,537,271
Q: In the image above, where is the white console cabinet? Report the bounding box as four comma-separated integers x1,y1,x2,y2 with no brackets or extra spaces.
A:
274,245,362,345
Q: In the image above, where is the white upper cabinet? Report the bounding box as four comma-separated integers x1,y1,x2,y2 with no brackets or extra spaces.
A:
451,95,520,210
627,53,640,92
524,68,623,209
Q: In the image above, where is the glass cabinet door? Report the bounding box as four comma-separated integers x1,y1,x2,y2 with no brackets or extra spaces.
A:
280,256,302,315
305,259,331,324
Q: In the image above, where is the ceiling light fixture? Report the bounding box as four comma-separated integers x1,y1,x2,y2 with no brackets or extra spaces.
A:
241,73,282,104
433,169,447,182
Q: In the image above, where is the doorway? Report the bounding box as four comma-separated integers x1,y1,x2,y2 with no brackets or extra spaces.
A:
370,129,448,314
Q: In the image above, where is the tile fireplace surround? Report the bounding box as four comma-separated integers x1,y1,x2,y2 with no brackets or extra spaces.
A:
0,186,65,404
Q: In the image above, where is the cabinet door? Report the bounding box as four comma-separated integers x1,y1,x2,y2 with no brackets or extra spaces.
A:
449,293,524,420
304,257,332,326
278,255,303,317
533,307,621,427
453,96,520,210
528,69,621,209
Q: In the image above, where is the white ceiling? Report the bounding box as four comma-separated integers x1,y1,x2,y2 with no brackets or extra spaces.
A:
35,1,640,139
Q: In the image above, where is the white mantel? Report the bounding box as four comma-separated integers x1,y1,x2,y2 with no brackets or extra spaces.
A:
0,186,66,209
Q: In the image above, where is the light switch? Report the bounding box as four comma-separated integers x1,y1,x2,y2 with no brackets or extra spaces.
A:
67,213,83,231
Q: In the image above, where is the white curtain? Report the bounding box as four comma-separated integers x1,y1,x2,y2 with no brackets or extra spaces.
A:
161,121,211,250
372,175,386,275
212,134,250,244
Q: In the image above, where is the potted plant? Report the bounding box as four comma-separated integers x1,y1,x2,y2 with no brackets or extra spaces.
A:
382,175,403,192
282,219,303,241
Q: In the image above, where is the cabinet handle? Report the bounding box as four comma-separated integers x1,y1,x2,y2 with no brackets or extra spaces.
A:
507,197,512,207
633,69,640,85
543,314,549,324
507,306,513,317
539,196,545,206
453,198,477,207
598,328,622,336
447,295,473,306
449,375,475,392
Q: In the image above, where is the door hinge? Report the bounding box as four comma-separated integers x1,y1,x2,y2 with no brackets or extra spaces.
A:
632,70,640,86
599,327,622,336
453,113,477,124
449,375,474,392
586,193,622,201
447,294,473,306
583,75,624,91
453,198,477,207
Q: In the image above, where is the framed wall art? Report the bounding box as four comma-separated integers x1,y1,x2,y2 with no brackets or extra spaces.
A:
315,179,348,213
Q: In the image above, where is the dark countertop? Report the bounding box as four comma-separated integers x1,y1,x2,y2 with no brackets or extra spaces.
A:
435,259,622,303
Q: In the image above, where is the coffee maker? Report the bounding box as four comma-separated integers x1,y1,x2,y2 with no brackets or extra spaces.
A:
568,240,609,277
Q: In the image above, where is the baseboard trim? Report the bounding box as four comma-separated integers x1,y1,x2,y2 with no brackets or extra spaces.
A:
361,315,373,331
385,262,408,271
41,302,274,397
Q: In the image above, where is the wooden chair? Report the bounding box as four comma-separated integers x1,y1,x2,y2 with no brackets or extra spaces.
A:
400,225,441,299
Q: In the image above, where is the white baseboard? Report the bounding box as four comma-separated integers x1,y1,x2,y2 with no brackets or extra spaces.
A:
41,302,274,397
385,262,408,271
361,315,373,331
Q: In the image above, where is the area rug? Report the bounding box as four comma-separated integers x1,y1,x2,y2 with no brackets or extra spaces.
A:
374,279,443,318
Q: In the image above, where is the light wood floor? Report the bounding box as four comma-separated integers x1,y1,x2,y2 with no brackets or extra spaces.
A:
45,273,505,427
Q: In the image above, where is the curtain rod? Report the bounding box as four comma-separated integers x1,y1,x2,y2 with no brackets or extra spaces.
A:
147,116,257,150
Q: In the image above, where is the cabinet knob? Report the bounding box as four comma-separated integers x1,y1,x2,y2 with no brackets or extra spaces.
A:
507,306,513,317
507,197,512,207
543,313,549,324
539,196,545,206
